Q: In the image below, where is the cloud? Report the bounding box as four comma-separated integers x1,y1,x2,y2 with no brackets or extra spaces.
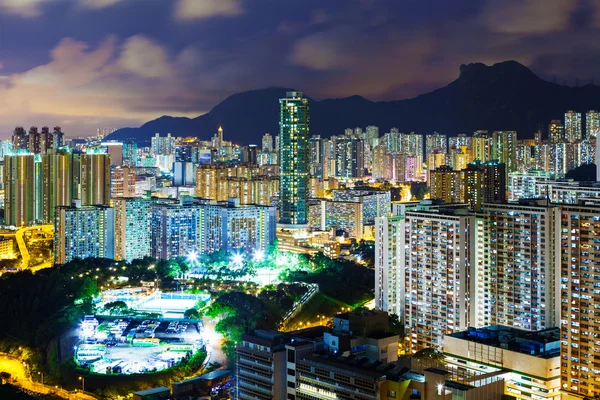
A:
0,0,46,17
0,35,207,136
119,35,172,78
174,0,242,20
0,0,124,17
289,30,358,70
481,0,578,33
78,0,123,9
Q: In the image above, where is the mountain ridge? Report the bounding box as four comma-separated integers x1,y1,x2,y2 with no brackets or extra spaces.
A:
106,61,600,144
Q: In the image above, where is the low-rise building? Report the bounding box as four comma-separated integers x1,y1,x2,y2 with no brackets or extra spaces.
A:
444,326,561,399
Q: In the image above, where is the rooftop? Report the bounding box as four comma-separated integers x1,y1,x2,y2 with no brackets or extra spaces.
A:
448,326,560,358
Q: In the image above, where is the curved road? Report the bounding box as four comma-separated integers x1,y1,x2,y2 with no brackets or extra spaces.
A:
0,225,54,271
0,353,96,400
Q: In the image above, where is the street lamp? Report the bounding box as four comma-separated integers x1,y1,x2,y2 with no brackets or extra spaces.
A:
252,250,264,262
37,371,44,385
232,253,244,266
78,376,85,392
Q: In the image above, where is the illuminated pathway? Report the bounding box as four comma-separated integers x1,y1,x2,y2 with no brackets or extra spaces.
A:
0,353,96,399
0,225,54,270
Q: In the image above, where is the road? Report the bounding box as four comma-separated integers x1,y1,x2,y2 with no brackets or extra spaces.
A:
0,225,54,271
0,353,96,400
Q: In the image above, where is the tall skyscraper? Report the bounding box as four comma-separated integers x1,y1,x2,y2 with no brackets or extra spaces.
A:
80,152,111,206
560,202,600,398
54,203,114,265
564,110,582,143
279,91,309,227
482,200,559,331
586,109,600,138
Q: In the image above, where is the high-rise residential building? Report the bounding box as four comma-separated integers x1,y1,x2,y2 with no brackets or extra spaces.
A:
195,165,278,206
241,144,258,164
54,203,114,265
448,145,473,171
429,165,463,204
172,161,195,186
535,180,600,204
308,135,322,178
560,202,600,399
564,110,582,143
403,206,476,352
40,126,53,154
151,201,202,260
426,152,446,177
122,141,138,167
332,189,390,225
425,132,447,156
507,170,555,201
101,141,123,166
201,198,276,254
27,126,41,154
586,109,600,138
80,152,111,206
41,153,74,224
312,200,364,240
462,161,506,211
3,154,41,226
151,133,175,156
472,130,492,162
12,127,28,151
372,144,393,180
113,198,152,262
0,140,13,158
375,214,407,318
279,91,310,228
261,133,273,152
449,133,472,150
151,198,276,259
110,166,136,198
549,120,564,143
481,200,559,331
52,127,64,149
516,141,535,172
492,130,517,174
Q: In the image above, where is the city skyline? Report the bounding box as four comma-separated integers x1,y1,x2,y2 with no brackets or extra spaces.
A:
2,2,600,399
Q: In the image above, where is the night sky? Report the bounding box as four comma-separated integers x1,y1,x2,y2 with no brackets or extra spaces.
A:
0,0,599,137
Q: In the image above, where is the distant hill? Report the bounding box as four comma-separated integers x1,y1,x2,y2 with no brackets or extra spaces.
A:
106,61,600,144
